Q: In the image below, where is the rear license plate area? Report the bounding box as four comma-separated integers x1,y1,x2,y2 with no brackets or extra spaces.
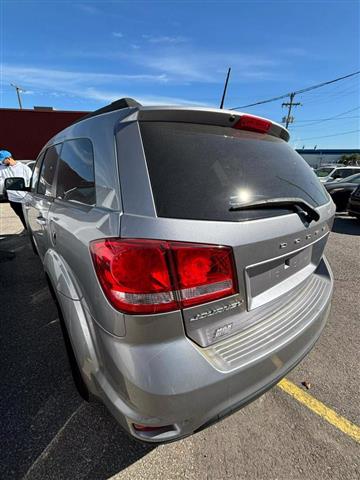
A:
245,246,313,310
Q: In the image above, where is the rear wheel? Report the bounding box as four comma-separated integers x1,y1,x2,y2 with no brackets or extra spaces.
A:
29,234,39,256
46,275,90,401
58,313,90,401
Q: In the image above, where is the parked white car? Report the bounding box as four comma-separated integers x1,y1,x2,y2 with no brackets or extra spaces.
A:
315,166,360,183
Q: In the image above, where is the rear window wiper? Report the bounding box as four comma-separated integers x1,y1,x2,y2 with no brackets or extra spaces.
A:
229,197,320,222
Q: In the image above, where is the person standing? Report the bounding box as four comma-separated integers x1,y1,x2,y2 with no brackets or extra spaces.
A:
0,150,32,230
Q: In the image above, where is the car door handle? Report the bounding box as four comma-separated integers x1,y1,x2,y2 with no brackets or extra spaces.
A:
36,215,47,226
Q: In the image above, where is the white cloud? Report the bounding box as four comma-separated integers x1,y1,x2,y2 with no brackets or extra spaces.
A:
1,64,169,88
0,64,205,106
76,4,101,15
67,49,281,84
136,52,280,83
83,87,207,106
112,32,124,38
142,35,188,44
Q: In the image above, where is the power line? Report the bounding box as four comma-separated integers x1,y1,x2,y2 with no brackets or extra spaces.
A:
294,115,360,123
297,87,359,106
298,78,359,98
289,106,360,128
290,116,360,128
294,129,360,141
230,70,360,110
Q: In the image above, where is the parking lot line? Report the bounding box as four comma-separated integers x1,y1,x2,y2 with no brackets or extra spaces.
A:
278,378,360,443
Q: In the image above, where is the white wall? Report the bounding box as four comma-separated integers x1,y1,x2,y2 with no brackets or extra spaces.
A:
297,153,342,168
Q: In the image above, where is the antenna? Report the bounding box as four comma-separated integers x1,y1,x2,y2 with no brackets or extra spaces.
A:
220,67,231,109
10,83,26,109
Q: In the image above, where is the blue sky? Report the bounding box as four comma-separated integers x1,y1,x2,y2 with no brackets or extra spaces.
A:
1,0,359,148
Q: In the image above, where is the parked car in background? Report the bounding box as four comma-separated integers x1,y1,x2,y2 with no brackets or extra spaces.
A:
347,185,360,220
5,98,335,443
315,165,360,183
325,173,360,211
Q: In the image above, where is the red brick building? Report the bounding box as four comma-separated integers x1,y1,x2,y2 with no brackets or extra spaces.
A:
0,108,88,160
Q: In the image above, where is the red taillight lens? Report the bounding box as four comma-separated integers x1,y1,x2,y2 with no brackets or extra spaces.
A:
133,423,170,432
90,239,237,314
90,239,177,314
171,243,237,308
234,115,271,134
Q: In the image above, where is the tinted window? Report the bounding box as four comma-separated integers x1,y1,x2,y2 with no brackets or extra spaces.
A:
56,138,95,205
334,169,358,179
37,145,61,196
31,153,45,191
140,122,329,222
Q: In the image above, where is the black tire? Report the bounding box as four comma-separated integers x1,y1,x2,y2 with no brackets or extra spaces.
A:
46,275,90,401
29,234,39,256
58,313,90,401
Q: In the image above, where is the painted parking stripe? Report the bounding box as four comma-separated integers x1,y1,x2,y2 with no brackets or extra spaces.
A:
278,378,360,444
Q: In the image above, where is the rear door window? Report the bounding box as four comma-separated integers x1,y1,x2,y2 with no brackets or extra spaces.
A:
31,152,45,192
140,122,329,222
37,145,61,197
55,138,95,206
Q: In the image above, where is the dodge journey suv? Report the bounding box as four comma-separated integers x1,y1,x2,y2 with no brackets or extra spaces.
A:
5,98,335,442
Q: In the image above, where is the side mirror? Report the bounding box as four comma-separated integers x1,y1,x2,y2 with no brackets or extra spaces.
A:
4,177,29,191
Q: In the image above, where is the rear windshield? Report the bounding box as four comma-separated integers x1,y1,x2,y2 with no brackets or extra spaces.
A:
140,122,329,222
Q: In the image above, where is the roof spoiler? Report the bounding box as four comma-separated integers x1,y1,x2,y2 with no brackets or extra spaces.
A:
71,97,142,125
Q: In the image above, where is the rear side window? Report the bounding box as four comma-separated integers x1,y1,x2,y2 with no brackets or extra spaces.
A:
37,145,61,197
31,152,45,192
140,122,329,222
56,138,95,206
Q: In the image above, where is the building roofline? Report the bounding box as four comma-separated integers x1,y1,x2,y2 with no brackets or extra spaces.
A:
296,149,360,154
0,107,88,114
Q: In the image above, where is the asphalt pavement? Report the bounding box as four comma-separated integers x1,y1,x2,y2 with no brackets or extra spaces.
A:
0,211,359,480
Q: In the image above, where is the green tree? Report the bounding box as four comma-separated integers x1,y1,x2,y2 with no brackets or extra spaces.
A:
339,154,360,166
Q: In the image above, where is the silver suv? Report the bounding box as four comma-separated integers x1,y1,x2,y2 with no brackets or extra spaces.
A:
5,99,335,442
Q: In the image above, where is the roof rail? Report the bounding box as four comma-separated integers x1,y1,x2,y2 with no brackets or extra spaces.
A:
72,97,142,125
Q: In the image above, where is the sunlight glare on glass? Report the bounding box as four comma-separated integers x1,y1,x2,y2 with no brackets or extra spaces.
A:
235,189,251,204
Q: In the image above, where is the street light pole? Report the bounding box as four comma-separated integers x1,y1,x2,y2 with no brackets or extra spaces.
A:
10,84,25,109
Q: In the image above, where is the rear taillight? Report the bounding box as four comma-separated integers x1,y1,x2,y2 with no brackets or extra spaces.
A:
133,423,170,432
234,115,271,134
90,239,237,314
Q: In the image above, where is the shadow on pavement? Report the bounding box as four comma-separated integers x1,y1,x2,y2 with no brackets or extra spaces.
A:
332,215,360,235
0,234,154,480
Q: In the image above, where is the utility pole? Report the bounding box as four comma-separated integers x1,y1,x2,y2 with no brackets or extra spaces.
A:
282,92,301,128
10,83,25,109
220,67,231,109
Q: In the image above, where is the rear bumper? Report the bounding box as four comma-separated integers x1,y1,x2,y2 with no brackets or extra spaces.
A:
92,257,333,443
